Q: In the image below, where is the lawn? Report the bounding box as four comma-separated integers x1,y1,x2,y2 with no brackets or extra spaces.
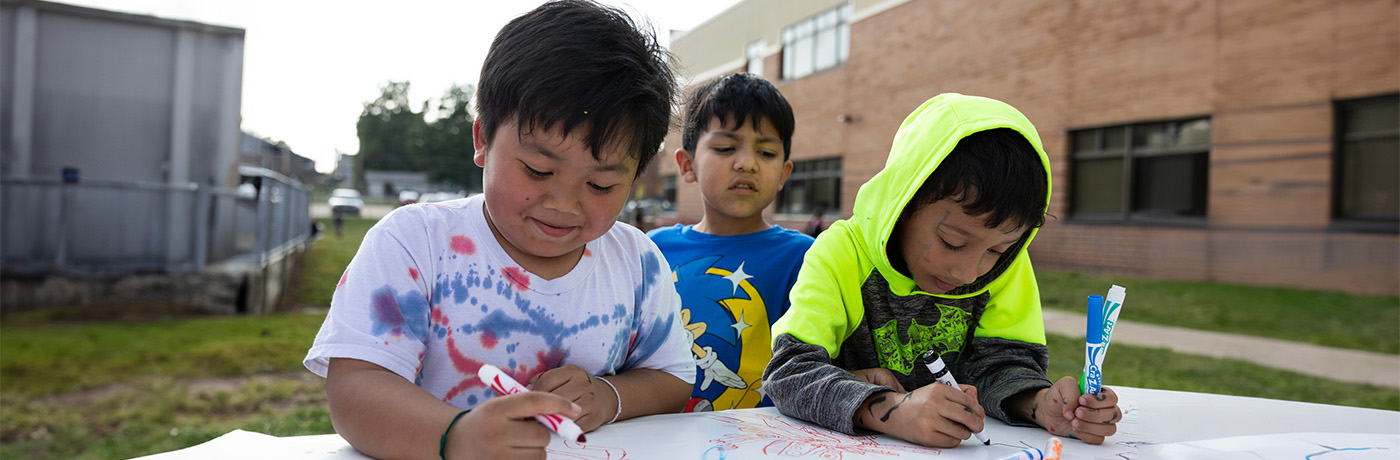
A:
1037,270,1400,354
1,215,1395,459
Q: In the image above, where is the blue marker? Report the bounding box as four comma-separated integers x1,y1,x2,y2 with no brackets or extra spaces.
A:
1080,294,1105,394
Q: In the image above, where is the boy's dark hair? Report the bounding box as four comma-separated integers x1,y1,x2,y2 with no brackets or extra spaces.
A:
902,128,1048,231
476,0,676,176
680,73,796,160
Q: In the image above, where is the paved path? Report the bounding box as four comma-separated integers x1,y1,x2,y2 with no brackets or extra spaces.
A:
1041,309,1400,389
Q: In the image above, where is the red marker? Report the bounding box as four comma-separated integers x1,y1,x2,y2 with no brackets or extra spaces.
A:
477,364,587,442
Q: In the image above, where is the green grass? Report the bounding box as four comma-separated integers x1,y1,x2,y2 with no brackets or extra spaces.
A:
1044,334,1399,412
0,374,331,460
3,214,1397,459
292,217,379,308
0,311,328,398
1037,270,1400,355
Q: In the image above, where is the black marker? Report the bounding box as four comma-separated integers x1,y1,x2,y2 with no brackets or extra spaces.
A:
922,350,991,445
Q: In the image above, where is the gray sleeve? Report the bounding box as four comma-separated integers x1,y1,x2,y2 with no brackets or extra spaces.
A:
762,333,892,435
960,336,1053,427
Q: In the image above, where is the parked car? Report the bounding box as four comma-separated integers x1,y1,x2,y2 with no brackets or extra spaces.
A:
328,188,364,216
398,190,420,206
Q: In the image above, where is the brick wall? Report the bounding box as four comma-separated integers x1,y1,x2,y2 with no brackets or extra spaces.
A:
659,0,1399,295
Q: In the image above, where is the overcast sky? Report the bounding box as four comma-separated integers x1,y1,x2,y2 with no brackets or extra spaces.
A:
57,0,742,172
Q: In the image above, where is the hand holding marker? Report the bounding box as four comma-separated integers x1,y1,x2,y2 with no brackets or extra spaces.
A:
1081,285,1127,394
920,350,991,445
476,364,587,443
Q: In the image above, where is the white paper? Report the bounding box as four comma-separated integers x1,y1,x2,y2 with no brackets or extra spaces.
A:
1139,432,1400,460
132,387,1400,460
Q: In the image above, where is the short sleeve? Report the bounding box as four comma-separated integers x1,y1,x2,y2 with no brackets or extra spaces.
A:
304,211,436,382
619,245,696,384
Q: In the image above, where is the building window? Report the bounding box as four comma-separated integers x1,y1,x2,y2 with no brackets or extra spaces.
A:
1070,118,1211,221
746,40,765,78
662,174,677,211
778,157,841,214
1335,94,1399,230
780,4,850,80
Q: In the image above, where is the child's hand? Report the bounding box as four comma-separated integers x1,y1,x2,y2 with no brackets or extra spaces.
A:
447,391,581,460
855,382,986,447
527,364,618,431
1033,376,1121,444
851,367,907,392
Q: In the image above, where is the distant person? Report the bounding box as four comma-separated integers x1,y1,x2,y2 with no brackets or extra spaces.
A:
633,200,646,230
805,207,826,238
332,210,344,239
763,94,1121,447
303,2,694,459
647,72,813,412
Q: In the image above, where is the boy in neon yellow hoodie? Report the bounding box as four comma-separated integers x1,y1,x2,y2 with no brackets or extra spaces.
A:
764,94,1122,448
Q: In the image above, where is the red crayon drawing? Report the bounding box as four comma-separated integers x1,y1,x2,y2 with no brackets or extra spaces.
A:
547,440,628,459
703,412,942,458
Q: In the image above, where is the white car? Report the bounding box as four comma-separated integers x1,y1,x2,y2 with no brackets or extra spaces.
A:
328,188,364,216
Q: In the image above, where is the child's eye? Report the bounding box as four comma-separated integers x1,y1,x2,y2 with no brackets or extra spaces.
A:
940,239,964,251
712,146,735,153
760,150,779,158
523,164,550,178
588,182,616,193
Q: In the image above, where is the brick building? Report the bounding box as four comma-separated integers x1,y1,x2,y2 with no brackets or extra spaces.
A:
646,0,1399,295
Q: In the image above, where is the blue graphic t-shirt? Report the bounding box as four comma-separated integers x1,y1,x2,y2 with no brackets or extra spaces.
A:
647,224,814,411
305,195,695,410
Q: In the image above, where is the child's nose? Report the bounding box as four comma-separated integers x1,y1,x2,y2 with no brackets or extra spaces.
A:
946,254,980,286
732,148,758,172
541,190,582,214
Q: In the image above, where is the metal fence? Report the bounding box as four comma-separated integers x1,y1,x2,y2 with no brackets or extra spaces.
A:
1,170,310,275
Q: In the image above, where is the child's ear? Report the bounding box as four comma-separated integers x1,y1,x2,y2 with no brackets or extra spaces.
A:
676,149,697,183
777,159,794,191
472,119,488,167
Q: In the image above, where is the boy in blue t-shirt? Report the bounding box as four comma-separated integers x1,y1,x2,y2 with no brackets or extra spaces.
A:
648,73,814,412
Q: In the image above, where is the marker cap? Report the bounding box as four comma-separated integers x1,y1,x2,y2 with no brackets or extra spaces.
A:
923,351,946,373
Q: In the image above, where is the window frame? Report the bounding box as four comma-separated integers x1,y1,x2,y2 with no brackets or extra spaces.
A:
1331,94,1399,233
1068,117,1212,225
777,157,842,215
780,4,851,81
662,174,678,213
745,39,766,78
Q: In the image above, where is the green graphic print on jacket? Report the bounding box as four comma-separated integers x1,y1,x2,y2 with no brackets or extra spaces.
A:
869,303,970,376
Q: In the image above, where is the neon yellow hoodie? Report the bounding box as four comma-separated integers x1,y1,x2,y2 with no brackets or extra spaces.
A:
764,93,1053,434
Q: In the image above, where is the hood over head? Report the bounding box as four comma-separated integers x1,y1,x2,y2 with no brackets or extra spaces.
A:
850,93,1052,297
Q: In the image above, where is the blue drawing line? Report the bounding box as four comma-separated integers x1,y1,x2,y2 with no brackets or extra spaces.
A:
1305,446,1389,459
699,444,728,460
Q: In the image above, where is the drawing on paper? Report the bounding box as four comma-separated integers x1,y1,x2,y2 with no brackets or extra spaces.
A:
701,411,942,458
546,439,629,460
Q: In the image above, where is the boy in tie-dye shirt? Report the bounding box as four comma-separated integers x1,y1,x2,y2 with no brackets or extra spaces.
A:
303,2,695,459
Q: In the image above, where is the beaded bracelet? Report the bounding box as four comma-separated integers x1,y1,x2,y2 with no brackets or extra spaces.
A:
439,410,469,460
596,376,622,424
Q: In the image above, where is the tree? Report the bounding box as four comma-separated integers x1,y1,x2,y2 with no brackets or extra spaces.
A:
418,84,482,193
354,81,480,192
355,81,426,184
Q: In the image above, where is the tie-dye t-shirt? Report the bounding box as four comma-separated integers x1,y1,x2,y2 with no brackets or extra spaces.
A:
304,194,696,410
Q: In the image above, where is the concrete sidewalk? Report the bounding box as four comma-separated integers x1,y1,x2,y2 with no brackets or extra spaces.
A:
1041,309,1400,390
